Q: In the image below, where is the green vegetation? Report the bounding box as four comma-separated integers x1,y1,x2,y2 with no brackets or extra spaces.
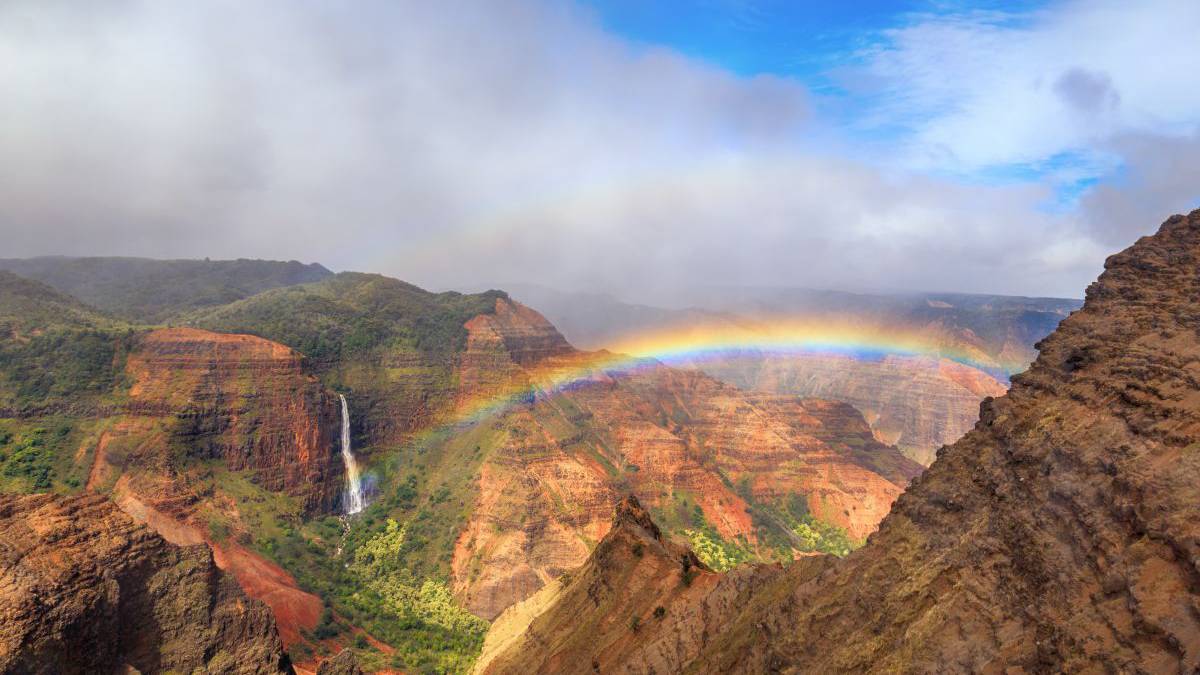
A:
781,493,859,556
350,519,488,637
788,516,858,557
0,257,333,323
0,270,134,412
683,524,753,572
0,329,133,410
746,493,861,558
645,490,755,572
187,273,504,360
0,419,94,493
232,419,506,673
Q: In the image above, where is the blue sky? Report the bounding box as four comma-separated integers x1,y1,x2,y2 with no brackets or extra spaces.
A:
1,1,1198,298
580,0,1125,209
581,0,926,84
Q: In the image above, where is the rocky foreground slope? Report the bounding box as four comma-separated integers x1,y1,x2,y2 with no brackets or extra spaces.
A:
478,210,1200,673
0,492,292,674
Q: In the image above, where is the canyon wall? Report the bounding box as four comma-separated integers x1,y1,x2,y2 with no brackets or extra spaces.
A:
86,328,344,516
119,328,344,513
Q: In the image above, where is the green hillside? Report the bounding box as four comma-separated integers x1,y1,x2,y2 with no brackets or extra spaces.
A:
0,256,333,322
185,272,504,359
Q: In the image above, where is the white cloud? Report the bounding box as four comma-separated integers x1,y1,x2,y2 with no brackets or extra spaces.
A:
0,0,1186,300
852,0,1200,175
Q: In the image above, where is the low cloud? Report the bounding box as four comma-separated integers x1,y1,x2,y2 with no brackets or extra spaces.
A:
1054,68,1120,115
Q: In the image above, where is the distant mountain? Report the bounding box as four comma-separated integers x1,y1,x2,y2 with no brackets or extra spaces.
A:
0,271,128,415
0,256,332,322
501,282,1081,375
0,270,112,334
499,283,742,351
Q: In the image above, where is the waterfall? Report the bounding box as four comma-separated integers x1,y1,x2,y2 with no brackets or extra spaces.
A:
338,394,364,515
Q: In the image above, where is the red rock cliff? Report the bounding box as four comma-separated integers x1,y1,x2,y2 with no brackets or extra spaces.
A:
90,327,343,514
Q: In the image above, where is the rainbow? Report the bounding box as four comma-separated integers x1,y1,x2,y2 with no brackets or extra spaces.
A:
346,318,1017,507
435,317,1014,433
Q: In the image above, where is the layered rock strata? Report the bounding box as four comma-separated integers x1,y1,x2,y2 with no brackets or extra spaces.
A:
90,327,343,514
700,352,1009,465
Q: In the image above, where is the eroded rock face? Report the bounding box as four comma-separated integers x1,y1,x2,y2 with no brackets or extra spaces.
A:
90,327,343,514
475,209,1200,673
465,298,575,367
701,352,1009,465
0,493,293,674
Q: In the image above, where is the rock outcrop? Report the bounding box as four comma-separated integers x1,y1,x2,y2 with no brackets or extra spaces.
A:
465,298,574,367
474,495,777,675
476,209,1200,673
0,492,293,674
315,649,364,675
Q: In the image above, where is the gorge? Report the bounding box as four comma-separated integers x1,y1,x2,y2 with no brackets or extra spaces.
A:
2,2,1193,671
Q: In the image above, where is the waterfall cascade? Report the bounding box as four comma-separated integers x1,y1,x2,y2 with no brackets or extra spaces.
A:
339,394,364,515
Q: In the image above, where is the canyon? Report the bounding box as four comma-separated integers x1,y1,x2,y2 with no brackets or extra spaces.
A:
477,210,1200,673
0,253,1079,672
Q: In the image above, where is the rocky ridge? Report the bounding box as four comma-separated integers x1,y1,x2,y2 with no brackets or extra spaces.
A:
476,209,1200,673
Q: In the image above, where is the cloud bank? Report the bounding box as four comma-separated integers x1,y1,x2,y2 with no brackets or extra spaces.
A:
0,0,1195,299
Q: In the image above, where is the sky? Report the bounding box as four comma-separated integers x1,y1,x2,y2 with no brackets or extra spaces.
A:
1,0,1198,300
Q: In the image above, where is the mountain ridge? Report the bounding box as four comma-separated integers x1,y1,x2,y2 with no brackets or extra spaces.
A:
0,256,333,322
